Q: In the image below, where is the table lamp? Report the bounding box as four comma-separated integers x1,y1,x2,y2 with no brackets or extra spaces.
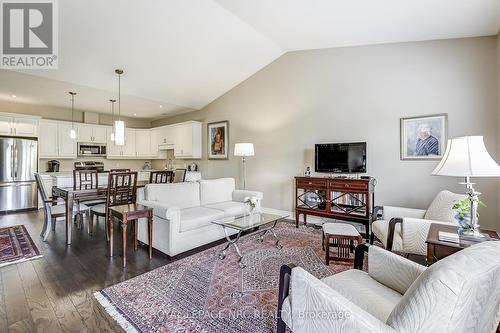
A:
432,136,500,237
234,143,254,189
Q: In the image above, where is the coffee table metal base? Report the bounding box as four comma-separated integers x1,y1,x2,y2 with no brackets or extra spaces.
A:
218,220,282,269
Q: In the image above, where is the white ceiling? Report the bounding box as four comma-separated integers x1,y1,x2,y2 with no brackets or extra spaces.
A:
215,0,500,51
1,0,498,118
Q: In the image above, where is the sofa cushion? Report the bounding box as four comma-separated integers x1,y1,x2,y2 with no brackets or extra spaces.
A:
204,201,246,217
322,269,402,322
199,178,235,205
145,182,200,209
424,190,467,222
179,206,225,232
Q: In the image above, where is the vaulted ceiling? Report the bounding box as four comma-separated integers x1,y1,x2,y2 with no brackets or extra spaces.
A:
1,0,499,118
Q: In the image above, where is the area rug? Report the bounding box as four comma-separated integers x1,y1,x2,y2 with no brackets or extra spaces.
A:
0,225,42,267
95,222,358,333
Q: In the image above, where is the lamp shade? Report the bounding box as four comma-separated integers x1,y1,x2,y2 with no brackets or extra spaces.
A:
234,143,254,157
114,120,125,146
432,136,500,177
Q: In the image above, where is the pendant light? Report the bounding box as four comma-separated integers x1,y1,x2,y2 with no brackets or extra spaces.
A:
69,91,77,139
109,99,116,141
114,69,125,146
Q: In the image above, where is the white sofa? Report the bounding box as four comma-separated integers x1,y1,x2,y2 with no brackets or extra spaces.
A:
277,241,500,333
136,178,263,257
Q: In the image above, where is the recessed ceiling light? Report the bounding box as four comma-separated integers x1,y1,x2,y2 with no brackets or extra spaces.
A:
11,95,16,98
159,105,163,108
133,113,137,116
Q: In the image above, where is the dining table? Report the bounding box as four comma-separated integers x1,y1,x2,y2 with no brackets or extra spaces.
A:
52,180,149,245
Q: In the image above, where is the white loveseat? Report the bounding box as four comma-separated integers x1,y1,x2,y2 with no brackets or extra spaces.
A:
136,178,263,257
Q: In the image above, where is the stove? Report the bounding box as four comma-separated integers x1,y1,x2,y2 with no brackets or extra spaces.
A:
74,161,104,172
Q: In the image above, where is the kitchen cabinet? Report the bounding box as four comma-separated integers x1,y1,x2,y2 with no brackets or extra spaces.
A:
57,123,78,158
39,120,77,158
172,121,201,159
38,120,59,157
135,130,151,157
0,114,38,137
77,124,107,143
106,128,136,158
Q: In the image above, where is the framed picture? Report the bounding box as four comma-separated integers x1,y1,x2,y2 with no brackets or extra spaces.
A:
400,114,447,160
208,121,229,159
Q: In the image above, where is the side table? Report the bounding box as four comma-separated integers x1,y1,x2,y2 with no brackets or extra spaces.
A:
426,223,499,265
108,204,153,267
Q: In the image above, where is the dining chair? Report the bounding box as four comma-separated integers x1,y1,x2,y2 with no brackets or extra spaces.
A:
172,168,187,183
110,168,131,172
74,170,106,229
149,170,173,184
35,173,90,241
90,171,137,240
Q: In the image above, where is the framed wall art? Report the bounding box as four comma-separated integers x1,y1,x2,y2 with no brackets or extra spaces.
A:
400,114,447,160
208,120,229,159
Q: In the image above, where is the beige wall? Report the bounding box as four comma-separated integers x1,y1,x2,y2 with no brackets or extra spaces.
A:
154,36,500,230
0,100,151,128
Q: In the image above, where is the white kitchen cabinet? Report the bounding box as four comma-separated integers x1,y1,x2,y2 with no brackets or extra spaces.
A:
106,128,136,158
0,114,38,137
173,121,201,159
38,120,59,157
39,120,77,158
122,129,136,157
0,116,12,135
57,123,78,158
13,118,38,136
77,124,108,143
135,130,151,157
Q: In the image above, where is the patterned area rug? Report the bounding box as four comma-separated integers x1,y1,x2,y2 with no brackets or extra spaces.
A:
95,223,357,333
0,225,42,267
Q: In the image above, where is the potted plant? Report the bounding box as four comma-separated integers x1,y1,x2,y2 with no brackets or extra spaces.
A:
452,198,485,231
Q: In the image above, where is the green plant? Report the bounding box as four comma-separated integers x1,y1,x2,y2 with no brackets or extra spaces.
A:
452,198,486,218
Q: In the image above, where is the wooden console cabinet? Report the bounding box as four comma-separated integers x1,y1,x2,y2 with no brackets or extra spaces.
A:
295,176,376,239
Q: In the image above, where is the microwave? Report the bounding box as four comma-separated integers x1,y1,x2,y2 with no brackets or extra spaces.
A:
78,143,107,157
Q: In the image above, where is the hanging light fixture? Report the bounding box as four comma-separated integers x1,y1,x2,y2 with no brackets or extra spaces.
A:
109,99,116,141
69,91,77,139
114,69,125,146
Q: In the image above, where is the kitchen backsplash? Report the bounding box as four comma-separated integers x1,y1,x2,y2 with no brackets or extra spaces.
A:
40,158,151,172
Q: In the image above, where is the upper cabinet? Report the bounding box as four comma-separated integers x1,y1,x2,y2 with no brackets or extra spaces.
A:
77,124,107,143
106,128,139,158
172,121,202,159
0,115,38,137
39,119,77,159
135,129,151,157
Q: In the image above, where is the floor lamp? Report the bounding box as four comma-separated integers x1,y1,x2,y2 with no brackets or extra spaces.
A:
432,136,500,237
234,143,254,190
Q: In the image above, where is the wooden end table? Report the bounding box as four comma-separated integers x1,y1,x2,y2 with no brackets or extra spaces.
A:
108,204,153,268
426,223,499,265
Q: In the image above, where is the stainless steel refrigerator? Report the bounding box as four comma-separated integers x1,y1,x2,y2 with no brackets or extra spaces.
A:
0,137,38,212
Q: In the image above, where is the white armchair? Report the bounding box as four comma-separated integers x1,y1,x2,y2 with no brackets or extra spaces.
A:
277,241,500,333
371,190,466,256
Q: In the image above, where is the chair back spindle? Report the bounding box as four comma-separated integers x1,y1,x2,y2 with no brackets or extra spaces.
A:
149,170,173,184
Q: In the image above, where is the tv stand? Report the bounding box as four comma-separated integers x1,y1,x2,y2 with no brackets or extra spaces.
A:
295,176,376,239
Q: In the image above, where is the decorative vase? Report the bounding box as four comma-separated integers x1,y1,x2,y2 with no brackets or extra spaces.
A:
454,213,472,231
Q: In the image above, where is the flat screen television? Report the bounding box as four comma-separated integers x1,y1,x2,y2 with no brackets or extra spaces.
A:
315,142,366,173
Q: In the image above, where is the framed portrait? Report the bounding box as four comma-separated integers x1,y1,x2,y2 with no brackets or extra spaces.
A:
208,121,229,159
400,114,447,160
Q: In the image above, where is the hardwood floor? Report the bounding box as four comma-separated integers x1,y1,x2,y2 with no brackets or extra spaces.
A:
0,209,190,333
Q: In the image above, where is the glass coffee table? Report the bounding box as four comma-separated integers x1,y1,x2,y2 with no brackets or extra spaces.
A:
212,213,289,268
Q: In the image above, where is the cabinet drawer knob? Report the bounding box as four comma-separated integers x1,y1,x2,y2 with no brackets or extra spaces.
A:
345,184,349,188
308,182,312,185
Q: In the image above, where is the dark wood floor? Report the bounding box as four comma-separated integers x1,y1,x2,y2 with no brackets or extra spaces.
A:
0,209,188,333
